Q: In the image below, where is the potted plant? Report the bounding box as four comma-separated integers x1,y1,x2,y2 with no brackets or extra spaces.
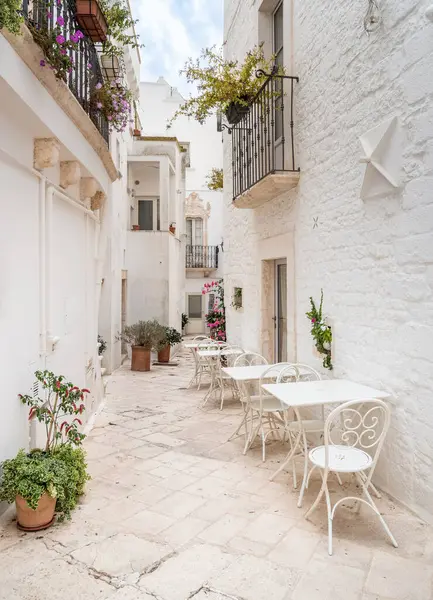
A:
132,224,140,231
0,371,90,531
157,327,182,363
92,80,133,133
181,313,189,334
167,45,280,127
306,290,333,370
98,0,143,57
98,334,107,355
75,0,108,42
169,223,176,235
206,168,223,191
119,320,164,371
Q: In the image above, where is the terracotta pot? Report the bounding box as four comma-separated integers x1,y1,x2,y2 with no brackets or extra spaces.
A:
158,345,171,363
75,0,108,42
132,225,140,231
131,346,151,371
16,492,56,531
133,129,142,137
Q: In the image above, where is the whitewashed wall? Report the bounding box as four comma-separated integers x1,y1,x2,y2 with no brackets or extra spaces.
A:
223,0,433,522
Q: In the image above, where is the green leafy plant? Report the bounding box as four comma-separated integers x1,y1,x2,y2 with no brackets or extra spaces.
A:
231,287,243,310
306,290,333,370
207,168,223,191
0,447,89,520
99,0,143,57
98,334,107,355
157,327,182,350
168,45,279,126
0,0,23,35
181,313,189,330
119,319,165,350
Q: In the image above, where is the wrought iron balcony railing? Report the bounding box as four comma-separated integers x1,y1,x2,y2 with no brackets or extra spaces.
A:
22,0,109,144
186,245,219,270
231,71,299,200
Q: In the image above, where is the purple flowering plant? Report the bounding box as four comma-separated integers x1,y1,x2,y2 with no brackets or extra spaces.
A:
92,79,132,133
29,4,87,81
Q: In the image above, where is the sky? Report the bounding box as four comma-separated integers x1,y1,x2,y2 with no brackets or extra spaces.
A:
130,0,224,98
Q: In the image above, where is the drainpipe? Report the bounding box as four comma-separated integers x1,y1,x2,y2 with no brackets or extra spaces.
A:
37,173,47,358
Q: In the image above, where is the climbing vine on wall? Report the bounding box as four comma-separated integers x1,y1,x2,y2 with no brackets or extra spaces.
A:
306,290,333,370
202,279,226,341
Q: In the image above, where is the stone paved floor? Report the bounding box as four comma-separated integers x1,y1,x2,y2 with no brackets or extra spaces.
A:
1,348,433,599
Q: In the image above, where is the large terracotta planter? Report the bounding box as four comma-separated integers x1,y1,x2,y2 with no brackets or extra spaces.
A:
158,345,171,363
75,0,108,42
16,492,56,531
131,346,151,371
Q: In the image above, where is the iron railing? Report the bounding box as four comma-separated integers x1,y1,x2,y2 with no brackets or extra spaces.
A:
231,71,299,199
22,0,109,144
186,245,219,269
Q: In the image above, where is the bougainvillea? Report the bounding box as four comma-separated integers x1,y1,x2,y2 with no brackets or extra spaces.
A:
92,79,132,132
202,279,226,341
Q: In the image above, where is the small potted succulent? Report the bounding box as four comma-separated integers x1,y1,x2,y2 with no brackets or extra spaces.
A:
157,327,183,363
0,371,90,531
119,320,165,371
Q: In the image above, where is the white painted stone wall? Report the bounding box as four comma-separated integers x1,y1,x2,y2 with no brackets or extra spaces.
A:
223,0,433,522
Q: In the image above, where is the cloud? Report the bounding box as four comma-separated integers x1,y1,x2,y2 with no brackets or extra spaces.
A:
130,0,223,96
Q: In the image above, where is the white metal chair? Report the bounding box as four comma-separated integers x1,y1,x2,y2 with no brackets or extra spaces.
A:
244,364,298,461
270,364,325,506
215,345,245,410
228,352,269,445
187,337,211,388
305,398,398,555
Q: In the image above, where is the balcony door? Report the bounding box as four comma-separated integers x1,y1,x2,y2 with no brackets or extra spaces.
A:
186,218,204,267
274,258,287,362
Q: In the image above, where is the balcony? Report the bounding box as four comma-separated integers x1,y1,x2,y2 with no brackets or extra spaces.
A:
22,0,109,144
231,72,300,208
186,245,219,273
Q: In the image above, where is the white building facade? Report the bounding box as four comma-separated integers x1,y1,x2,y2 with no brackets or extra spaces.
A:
223,0,433,522
139,79,224,335
0,9,140,471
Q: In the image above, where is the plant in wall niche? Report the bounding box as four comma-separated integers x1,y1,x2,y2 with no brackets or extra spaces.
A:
98,334,107,355
98,0,143,57
202,279,226,341
91,79,132,132
306,290,333,370
231,287,243,310
0,371,91,530
0,0,23,35
207,168,223,191
167,45,282,126
181,313,189,331
29,12,85,81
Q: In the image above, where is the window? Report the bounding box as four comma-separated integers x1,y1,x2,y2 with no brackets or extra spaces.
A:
208,293,215,311
188,295,202,319
273,1,284,141
138,198,160,231
186,218,203,246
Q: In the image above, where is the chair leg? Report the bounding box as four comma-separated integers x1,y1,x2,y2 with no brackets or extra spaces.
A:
269,431,301,483
297,430,309,508
305,470,327,519
324,483,333,556
336,472,343,487
356,474,398,549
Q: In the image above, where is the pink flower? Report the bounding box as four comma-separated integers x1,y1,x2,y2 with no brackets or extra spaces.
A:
60,48,66,55
56,34,65,44
46,11,52,18
96,102,102,109
70,33,78,43
40,59,46,67
74,30,84,39
107,116,113,121
95,82,102,89
56,15,64,25
311,318,316,323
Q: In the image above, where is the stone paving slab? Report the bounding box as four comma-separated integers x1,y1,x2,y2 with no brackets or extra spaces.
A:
1,347,433,599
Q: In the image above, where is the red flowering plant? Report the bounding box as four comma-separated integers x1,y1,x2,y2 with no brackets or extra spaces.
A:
29,4,87,81
202,279,226,341
19,370,89,452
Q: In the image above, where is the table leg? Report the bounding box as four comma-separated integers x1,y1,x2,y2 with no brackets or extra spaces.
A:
269,430,302,482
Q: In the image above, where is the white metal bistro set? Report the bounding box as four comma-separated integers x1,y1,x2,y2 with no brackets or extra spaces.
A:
184,339,397,556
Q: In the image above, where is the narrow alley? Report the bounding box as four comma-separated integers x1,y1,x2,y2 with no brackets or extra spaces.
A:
1,349,432,600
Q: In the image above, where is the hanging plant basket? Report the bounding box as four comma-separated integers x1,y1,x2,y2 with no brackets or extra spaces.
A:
225,99,250,125
101,54,121,81
75,0,108,43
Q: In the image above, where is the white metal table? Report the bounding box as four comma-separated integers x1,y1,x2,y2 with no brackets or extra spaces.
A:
197,348,243,358
262,379,391,506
